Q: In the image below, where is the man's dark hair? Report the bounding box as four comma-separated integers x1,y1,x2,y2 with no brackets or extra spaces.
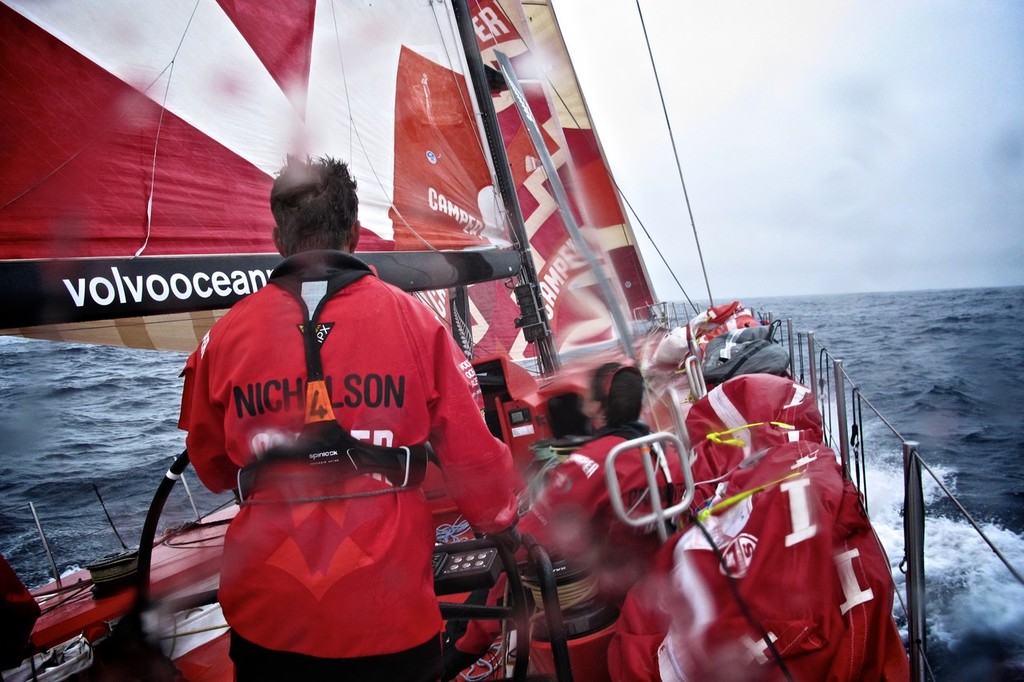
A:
594,363,645,427
270,155,358,256
590,362,622,405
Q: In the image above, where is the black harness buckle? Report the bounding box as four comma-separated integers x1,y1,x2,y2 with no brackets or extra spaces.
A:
237,420,430,502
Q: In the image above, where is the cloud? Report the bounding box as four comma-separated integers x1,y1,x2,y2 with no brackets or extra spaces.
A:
554,0,1024,299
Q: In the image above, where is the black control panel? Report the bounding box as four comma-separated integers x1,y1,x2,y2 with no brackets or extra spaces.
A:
432,545,500,595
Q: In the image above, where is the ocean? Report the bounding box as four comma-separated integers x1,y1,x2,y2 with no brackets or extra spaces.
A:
2,285,1023,678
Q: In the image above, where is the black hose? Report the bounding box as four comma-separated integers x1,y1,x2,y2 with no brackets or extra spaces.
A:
134,450,191,608
492,535,531,682
524,537,574,682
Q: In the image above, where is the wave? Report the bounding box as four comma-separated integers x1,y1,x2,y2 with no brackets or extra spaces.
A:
866,456,1024,675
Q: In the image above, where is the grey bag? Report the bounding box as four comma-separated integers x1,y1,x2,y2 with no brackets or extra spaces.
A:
702,325,791,384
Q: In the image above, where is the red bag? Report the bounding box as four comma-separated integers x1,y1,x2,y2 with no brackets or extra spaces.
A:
608,443,909,681
685,374,821,508
686,301,759,357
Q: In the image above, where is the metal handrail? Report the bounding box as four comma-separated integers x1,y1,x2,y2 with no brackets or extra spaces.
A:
605,432,694,543
832,359,851,480
684,355,707,400
802,331,1024,585
666,387,692,454
903,442,927,682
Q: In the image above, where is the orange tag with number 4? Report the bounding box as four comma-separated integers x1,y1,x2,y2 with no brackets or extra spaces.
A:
304,379,336,423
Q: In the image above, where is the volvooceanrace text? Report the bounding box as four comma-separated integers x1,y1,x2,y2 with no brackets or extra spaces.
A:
62,266,274,307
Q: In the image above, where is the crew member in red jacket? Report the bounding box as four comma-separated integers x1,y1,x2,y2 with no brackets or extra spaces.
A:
1,552,40,670
452,363,685,669
179,156,520,681
521,363,685,601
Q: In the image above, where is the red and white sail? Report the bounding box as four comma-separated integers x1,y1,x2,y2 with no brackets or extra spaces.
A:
0,0,516,348
465,0,655,362
1,0,655,363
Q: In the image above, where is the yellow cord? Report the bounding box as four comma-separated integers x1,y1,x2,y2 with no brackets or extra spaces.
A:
705,421,795,447
696,471,802,523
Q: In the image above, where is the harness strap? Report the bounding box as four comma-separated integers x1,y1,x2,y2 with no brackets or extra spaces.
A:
237,257,429,501
237,423,432,501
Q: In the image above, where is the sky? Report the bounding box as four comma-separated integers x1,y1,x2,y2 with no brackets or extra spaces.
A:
551,0,1024,301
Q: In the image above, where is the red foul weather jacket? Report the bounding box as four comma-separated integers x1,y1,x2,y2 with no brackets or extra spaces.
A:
179,251,519,659
521,422,687,597
608,374,908,681
458,422,686,654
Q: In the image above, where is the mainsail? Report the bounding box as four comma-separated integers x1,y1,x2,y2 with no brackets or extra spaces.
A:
0,1,518,350
1,0,654,363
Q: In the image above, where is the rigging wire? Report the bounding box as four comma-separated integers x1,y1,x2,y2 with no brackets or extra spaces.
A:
0,139,94,213
92,484,129,551
634,0,715,308
619,190,699,315
135,0,203,259
546,75,688,300
539,67,698,313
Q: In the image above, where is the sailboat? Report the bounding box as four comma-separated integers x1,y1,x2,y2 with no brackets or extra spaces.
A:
1,1,936,680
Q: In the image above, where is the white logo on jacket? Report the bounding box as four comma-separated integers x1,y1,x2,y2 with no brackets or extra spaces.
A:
720,533,758,578
566,453,599,479
199,331,211,359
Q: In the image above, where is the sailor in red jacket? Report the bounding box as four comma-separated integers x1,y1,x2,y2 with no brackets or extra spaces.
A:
179,156,520,681
520,363,685,601
452,363,685,668
1,552,40,670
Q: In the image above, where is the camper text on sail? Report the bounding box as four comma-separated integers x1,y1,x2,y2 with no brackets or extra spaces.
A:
428,187,485,236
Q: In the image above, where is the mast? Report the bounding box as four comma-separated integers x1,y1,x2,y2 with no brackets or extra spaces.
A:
451,0,560,376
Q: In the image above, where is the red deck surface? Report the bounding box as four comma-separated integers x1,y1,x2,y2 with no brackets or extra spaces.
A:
31,507,235,651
